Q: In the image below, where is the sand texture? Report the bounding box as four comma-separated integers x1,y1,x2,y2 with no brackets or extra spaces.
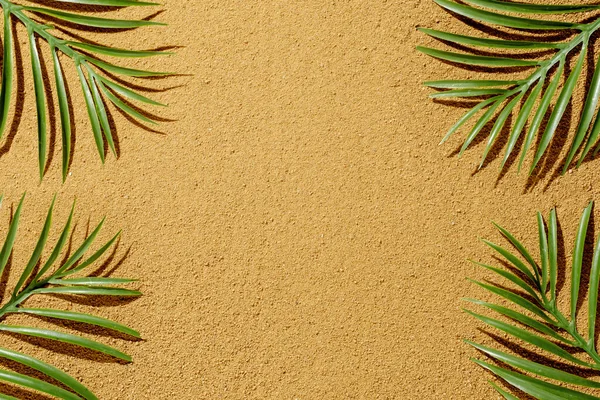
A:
1,0,600,399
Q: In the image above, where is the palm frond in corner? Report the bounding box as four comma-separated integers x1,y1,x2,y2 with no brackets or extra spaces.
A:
0,194,140,399
418,0,600,174
0,0,172,181
466,201,600,399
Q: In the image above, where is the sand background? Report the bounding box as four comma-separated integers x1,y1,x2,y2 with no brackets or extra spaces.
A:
0,0,600,398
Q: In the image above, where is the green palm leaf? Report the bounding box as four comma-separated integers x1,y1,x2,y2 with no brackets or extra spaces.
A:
0,0,172,180
0,194,140,399
466,202,600,399
419,0,600,174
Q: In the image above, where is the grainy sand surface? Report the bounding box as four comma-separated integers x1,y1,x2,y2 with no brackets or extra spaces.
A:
0,0,600,399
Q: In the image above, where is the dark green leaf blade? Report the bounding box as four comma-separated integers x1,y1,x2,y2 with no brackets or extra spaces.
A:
97,75,165,106
490,382,519,400
465,298,565,342
473,359,600,400
493,222,538,272
89,75,116,157
31,200,74,283
15,308,140,338
67,41,171,58
471,261,540,301
531,50,586,173
76,64,105,162
589,233,600,346
49,277,135,286
0,346,97,400
565,57,600,170
55,217,105,275
470,279,552,322
0,9,14,139
519,60,564,172
424,79,520,89
0,325,131,361
463,0,600,14
0,368,80,400
549,208,558,304
482,239,536,284
501,76,545,169
48,0,157,5
460,96,506,155
56,230,120,277
434,0,579,30
417,46,539,67
479,91,524,168
537,212,549,293
28,29,47,179
430,88,508,99
466,310,589,366
24,7,164,29
12,195,54,296
34,286,141,296
86,57,169,77
440,97,497,144
570,201,592,321
98,81,157,124
0,194,25,277
419,27,563,49
467,340,600,387
52,48,72,181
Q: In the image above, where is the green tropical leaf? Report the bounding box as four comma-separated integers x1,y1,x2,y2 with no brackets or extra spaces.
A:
0,195,140,398
0,9,14,140
98,80,159,124
424,79,520,89
51,47,72,182
0,346,97,399
466,203,600,399
76,63,105,162
429,88,508,99
27,28,47,179
12,195,54,296
0,325,131,361
462,0,600,14
67,41,171,58
419,28,562,49
0,0,171,179
34,286,141,297
433,0,579,30
15,308,140,338
417,46,539,67
0,194,25,277
467,341,600,387
48,0,157,5
474,359,600,400
420,0,600,174
24,7,164,29
90,75,116,157
0,368,80,400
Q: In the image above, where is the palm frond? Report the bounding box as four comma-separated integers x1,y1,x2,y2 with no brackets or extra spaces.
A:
419,0,600,174
0,194,140,399
0,0,172,180
465,201,600,399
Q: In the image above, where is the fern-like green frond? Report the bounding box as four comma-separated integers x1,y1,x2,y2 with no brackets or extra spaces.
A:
419,0,600,174
466,201,600,399
0,194,140,399
0,0,172,181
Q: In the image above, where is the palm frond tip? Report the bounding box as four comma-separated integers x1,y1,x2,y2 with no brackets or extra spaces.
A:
0,0,171,180
466,201,600,399
419,0,600,174
0,194,140,399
